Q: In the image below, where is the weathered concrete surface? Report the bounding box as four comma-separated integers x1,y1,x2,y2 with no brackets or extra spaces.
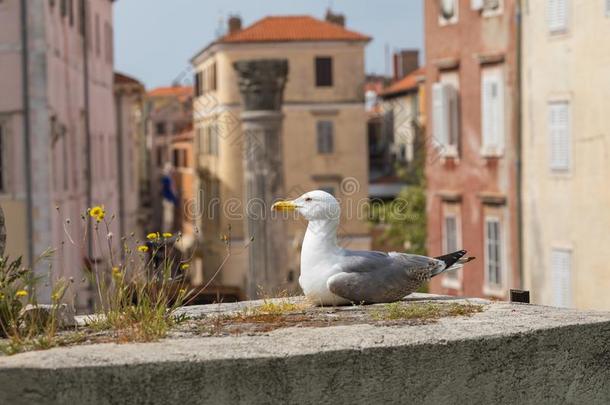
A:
1,294,610,405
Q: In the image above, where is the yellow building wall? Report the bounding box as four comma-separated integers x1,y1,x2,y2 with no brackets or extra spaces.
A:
522,0,610,310
193,40,370,293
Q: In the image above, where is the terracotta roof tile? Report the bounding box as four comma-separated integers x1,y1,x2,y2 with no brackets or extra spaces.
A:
380,68,425,97
114,72,144,86
220,15,370,44
147,86,193,98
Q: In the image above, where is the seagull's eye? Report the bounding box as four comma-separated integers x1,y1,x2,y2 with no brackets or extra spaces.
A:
305,197,312,202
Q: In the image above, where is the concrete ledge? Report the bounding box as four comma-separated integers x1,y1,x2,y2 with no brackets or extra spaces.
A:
1,294,610,404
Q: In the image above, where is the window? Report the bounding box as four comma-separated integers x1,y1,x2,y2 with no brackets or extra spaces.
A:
315,57,333,87
208,125,219,156
317,121,334,154
210,62,217,91
443,215,459,280
548,101,570,171
0,122,5,192
481,68,505,155
485,217,503,288
606,0,610,17
431,82,459,155
156,122,166,135
548,0,568,33
60,0,67,17
365,90,377,112
172,149,187,168
194,72,201,97
156,148,164,167
197,127,205,156
551,248,572,307
439,0,459,25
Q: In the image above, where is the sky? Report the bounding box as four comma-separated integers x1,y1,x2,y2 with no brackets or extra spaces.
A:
114,0,424,89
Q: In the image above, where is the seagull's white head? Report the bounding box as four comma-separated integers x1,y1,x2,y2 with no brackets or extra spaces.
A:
272,190,340,221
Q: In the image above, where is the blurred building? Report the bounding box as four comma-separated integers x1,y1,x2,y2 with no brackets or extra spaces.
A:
114,72,146,241
143,86,193,234
169,130,196,253
0,0,118,309
191,13,371,297
373,60,426,199
424,0,521,299
521,0,610,310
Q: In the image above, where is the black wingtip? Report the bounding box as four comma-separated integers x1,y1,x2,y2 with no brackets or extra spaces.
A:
434,249,468,269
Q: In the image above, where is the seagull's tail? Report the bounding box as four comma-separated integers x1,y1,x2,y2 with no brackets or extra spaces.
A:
432,250,476,276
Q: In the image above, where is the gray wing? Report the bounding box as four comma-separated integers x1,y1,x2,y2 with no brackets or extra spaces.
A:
327,250,444,303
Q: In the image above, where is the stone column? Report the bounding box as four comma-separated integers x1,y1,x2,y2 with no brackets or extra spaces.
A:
233,59,289,299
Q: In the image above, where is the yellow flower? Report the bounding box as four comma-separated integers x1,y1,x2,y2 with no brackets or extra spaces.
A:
162,232,173,238
137,245,149,253
15,290,28,298
146,232,160,240
89,205,105,222
51,293,60,301
0,293,4,300
180,263,190,271
179,288,186,295
112,266,122,277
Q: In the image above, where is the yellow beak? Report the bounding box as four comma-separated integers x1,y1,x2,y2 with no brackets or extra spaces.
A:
272,200,297,212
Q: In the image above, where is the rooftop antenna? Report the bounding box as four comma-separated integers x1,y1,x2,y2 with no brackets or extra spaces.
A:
215,10,226,38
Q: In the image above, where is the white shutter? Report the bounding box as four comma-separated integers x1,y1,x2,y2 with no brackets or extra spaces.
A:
481,71,505,152
432,83,448,146
548,0,568,33
448,85,459,147
494,74,504,149
548,102,570,171
551,249,572,307
606,0,610,16
481,75,494,149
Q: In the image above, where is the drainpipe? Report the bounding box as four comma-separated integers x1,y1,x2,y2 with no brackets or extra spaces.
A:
515,0,524,288
20,0,34,268
81,0,92,259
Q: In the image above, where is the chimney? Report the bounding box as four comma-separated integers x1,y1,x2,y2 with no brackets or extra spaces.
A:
325,8,346,27
393,49,419,80
228,15,242,34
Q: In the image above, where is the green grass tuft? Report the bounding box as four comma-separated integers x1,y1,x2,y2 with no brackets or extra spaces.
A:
371,302,484,322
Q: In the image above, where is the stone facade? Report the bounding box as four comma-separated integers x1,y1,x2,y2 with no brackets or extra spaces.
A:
521,0,610,310
0,0,118,309
114,72,146,242
191,16,371,297
424,0,521,299
143,86,193,234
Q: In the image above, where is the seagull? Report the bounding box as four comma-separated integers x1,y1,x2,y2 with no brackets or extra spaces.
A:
272,190,475,306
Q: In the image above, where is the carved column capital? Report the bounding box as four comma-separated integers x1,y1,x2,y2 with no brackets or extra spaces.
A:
233,59,289,111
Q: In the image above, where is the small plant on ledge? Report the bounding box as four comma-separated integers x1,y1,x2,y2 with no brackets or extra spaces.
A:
0,204,235,355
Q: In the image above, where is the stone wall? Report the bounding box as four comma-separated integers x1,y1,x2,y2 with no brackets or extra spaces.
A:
1,294,609,404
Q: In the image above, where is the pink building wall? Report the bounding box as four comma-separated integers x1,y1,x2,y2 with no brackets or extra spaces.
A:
0,0,119,311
